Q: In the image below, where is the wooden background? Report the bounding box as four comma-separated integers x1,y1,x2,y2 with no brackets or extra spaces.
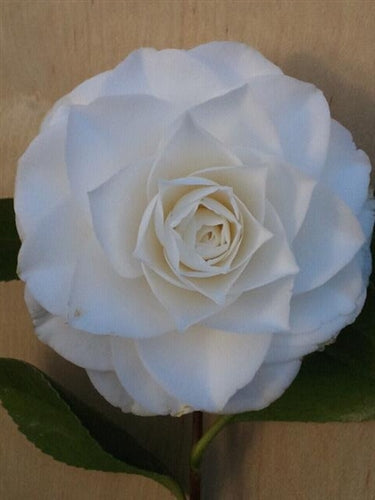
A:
1,1,374,499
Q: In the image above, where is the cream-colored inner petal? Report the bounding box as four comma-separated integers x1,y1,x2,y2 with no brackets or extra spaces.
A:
178,206,231,261
135,171,274,308
163,184,243,276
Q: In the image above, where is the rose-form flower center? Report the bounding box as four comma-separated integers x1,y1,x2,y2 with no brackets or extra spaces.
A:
162,185,244,276
175,205,234,263
134,172,273,305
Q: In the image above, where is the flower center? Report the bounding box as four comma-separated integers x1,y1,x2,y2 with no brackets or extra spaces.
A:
173,203,235,266
194,209,231,260
197,224,221,244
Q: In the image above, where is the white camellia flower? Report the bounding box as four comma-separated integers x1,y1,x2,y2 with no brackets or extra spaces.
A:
16,42,374,416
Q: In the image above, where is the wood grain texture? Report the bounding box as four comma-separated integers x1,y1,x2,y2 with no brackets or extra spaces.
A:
1,1,374,499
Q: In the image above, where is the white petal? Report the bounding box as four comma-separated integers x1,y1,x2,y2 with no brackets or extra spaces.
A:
15,119,70,239
203,277,294,334
142,265,223,331
41,70,111,130
249,75,331,177
178,261,248,306
66,95,175,211
36,320,112,371
147,114,242,199
102,49,151,96
264,159,316,242
104,47,227,108
290,252,367,335
157,176,217,219
136,326,272,412
68,236,175,338
190,84,282,156
86,370,152,416
189,41,282,86
231,150,316,242
88,158,152,279
292,185,365,294
222,360,301,413
321,119,372,214
193,164,268,222
134,197,186,289
358,200,375,241
296,294,366,347
265,251,369,364
265,338,317,364
111,337,184,415
232,201,298,294
18,198,89,317
24,287,112,371
228,197,272,270
165,184,221,229
265,300,365,363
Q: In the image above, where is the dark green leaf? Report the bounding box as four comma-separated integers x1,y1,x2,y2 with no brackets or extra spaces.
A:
0,199,21,281
0,358,185,499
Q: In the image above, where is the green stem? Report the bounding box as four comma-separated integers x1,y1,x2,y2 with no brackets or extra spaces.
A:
190,414,235,473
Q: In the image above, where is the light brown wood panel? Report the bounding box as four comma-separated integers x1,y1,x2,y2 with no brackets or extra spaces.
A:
1,1,374,499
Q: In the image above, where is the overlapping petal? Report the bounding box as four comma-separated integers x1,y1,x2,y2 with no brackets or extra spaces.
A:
87,369,153,416
41,70,111,131
222,360,301,413
232,201,299,294
89,158,153,279
147,114,242,199
265,251,369,364
111,337,186,415
66,94,175,211
248,75,331,177
190,84,282,156
25,287,112,371
204,277,294,334
189,41,282,86
292,185,365,294
264,159,316,241
232,149,316,242
18,198,89,317
193,165,268,223
68,236,175,337
321,119,372,214
290,251,367,335
103,47,228,109
142,265,225,331
265,303,364,364
136,326,272,412
15,119,70,238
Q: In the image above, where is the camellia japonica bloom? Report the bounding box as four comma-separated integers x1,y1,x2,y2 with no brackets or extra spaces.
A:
16,42,374,416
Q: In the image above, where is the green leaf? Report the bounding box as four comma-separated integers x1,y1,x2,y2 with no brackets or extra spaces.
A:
0,358,185,499
0,199,21,281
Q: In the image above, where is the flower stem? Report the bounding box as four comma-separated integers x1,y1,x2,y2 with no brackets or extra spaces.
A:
189,411,203,500
190,414,235,473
